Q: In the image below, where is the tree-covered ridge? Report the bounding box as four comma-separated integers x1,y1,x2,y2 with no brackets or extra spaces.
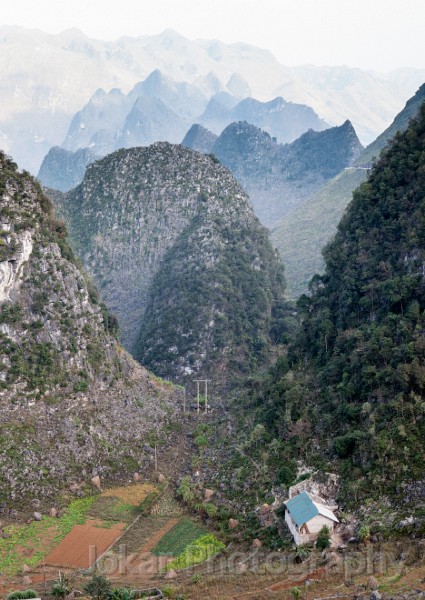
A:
257,103,425,504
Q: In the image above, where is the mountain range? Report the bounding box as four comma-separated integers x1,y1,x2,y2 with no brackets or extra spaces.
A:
59,69,328,157
1,25,424,172
203,119,363,227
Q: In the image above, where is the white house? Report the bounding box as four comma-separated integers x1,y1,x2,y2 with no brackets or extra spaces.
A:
284,490,339,545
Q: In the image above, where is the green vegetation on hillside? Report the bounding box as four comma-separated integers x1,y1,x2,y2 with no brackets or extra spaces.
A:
241,102,425,506
136,198,287,382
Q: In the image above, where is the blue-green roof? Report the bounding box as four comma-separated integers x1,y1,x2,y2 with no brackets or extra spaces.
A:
285,491,318,527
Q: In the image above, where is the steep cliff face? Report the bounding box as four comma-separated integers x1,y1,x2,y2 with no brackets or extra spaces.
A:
55,143,286,385
0,151,178,500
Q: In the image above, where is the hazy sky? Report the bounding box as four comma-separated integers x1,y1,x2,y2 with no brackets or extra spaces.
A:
0,0,423,72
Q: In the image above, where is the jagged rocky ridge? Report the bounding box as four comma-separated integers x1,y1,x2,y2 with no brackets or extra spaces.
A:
183,119,363,228
54,143,286,385
199,95,328,141
0,151,178,500
272,82,425,298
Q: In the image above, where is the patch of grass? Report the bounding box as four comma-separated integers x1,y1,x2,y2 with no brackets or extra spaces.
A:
0,497,95,576
151,518,206,557
88,496,136,523
165,533,225,570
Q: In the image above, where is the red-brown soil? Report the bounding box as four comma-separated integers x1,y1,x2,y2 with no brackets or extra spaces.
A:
45,520,126,568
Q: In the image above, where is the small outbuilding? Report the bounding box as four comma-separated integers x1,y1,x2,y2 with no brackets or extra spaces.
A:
284,490,338,545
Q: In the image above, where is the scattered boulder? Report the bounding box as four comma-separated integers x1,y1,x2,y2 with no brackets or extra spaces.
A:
259,503,270,515
69,482,80,493
370,592,382,600
33,512,42,522
50,508,58,518
22,564,31,573
22,575,33,585
235,562,247,573
133,473,141,482
367,576,379,590
228,518,239,529
164,569,177,579
252,538,262,548
157,473,166,484
325,552,343,568
204,488,215,501
91,475,102,491
31,499,41,509
75,489,84,498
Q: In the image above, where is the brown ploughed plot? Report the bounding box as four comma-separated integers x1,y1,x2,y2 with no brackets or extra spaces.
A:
45,519,126,568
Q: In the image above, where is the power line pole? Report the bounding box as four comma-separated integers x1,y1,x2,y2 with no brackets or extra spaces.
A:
194,380,201,414
205,379,211,414
193,379,211,414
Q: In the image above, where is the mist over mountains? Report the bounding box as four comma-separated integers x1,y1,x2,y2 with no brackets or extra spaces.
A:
0,25,424,172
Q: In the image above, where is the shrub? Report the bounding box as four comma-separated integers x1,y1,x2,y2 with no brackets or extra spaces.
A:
7,591,38,600
109,588,135,600
290,587,301,600
357,524,371,543
51,573,70,597
83,575,111,600
316,525,331,550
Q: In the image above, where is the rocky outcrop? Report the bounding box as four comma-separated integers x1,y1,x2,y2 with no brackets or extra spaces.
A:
0,151,179,500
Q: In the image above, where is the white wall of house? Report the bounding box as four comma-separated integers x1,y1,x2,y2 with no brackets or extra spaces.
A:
304,514,335,534
285,511,335,545
285,510,302,545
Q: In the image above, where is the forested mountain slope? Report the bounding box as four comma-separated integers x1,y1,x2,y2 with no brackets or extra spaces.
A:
262,103,425,503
